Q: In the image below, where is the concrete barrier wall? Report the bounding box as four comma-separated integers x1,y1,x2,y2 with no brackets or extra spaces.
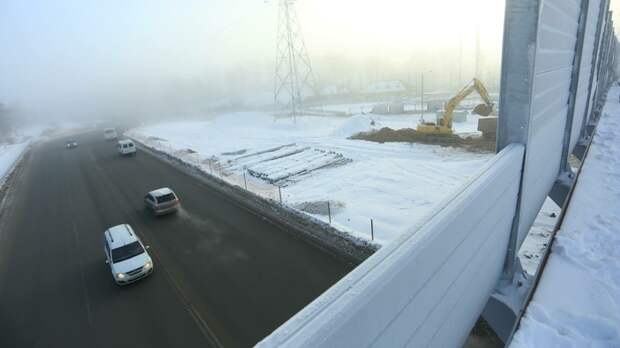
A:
257,145,524,347
257,0,619,346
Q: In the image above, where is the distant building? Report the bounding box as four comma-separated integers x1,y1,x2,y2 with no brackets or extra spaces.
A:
320,85,351,98
362,80,410,99
372,102,405,115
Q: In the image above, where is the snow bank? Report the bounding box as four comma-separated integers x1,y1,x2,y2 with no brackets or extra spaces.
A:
0,127,47,187
128,111,492,244
511,87,620,347
331,115,379,137
0,142,29,185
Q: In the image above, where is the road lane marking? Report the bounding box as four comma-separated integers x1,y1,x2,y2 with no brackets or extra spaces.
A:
86,145,224,348
148,246,224,348
73,221,95,328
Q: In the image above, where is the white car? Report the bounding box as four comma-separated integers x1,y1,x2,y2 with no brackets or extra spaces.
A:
104,128,118,140
65,140,78,149
117,139,137,156
144,187,180,215
104,224,153,285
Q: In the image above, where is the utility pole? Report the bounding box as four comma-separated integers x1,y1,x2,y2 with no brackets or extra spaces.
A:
458,34,463,87
475,23,482,78
273,0,317,122
421,73,425,121
420,70,432,121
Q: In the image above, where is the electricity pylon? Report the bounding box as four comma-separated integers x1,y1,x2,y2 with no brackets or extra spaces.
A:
273,0,317,122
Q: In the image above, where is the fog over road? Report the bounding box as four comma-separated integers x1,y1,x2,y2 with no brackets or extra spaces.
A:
0,131,353,348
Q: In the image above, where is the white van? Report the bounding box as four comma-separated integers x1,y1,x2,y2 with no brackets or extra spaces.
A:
104,128,118,140
117,139,137,156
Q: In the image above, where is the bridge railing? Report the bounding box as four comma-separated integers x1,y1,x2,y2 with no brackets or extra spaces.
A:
258,0,618,346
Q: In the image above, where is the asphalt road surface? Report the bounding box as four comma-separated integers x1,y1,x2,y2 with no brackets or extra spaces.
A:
0,131,355,348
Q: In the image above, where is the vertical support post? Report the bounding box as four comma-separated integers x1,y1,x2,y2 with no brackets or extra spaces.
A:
327,201,331,224
591,10,613,125
599,12,611,109
550,0,591,206
576,0,610,158
243,171,248,190
496,0,541,279
480,1,542,342
561,0,590,171
278,186,282,204
370,219,374,241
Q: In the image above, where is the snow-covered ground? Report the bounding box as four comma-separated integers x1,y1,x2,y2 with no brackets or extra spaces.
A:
0,142,30,186
511,87,620,347
128,111,493,244
0,127,46,187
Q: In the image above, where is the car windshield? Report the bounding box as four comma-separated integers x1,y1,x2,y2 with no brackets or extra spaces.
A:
156,193,176,203
111,241,144,263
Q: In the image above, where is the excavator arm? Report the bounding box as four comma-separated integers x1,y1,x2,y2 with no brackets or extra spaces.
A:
440,78,495,129
473,78,493,106
441,84,476,129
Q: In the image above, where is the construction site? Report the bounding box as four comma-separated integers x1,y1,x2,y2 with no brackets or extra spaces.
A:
272,0,500,153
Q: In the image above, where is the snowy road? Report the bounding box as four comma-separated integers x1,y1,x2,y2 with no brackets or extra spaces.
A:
0,131,354,348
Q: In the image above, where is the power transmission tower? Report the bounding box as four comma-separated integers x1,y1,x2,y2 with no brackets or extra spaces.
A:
475,23,482,78
274,0,317,122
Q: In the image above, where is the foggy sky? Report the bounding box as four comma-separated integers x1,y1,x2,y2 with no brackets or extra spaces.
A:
0,0,506,125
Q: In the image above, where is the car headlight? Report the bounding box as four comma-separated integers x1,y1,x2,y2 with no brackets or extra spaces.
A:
116,272,126,279
144,261,152,269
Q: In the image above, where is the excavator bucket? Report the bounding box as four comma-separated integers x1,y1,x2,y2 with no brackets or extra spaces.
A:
473,104,493,116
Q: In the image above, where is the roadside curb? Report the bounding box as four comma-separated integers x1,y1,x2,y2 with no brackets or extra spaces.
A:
131,137,379,265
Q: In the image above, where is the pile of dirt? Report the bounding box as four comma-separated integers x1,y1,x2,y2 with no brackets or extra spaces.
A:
350,127,496,153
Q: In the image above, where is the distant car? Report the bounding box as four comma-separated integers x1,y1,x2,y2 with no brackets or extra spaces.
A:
65,140,78,149
104,224,153,285
117,139,137,156
104,128,118,140
144,187,180,216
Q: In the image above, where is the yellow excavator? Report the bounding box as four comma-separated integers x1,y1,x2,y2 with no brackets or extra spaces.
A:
417,78,495,135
